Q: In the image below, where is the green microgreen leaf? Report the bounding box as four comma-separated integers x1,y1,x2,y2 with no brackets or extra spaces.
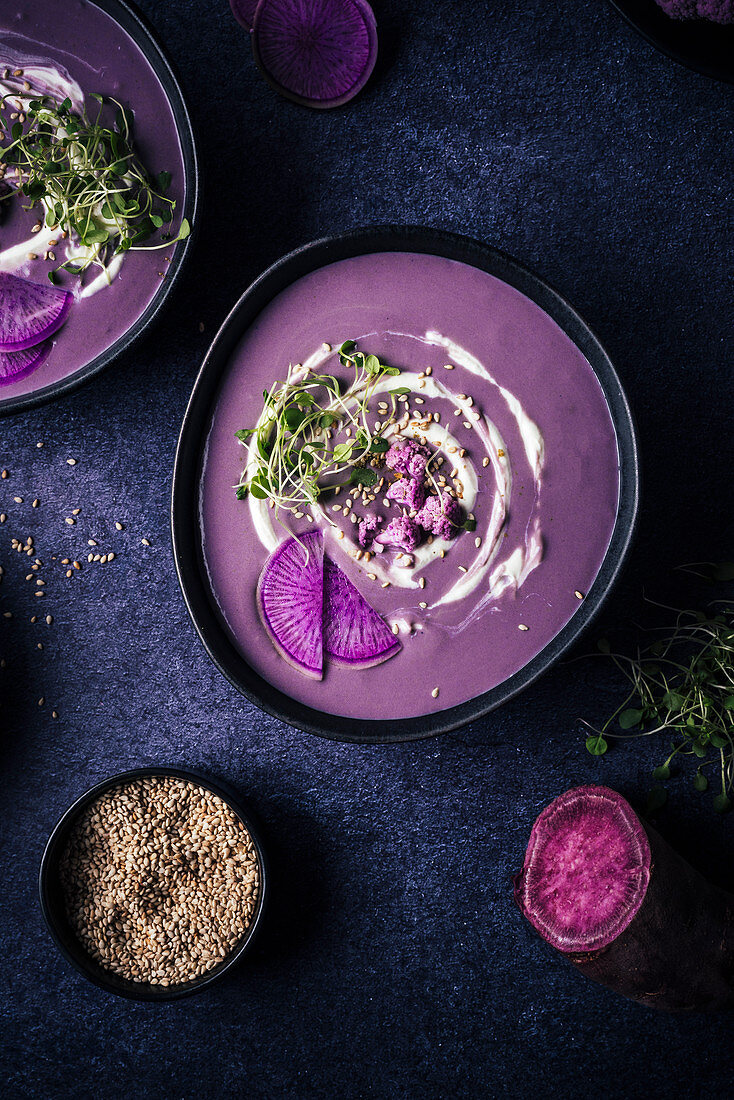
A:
618,708,644,730
586,734,608,756
349,467,378,487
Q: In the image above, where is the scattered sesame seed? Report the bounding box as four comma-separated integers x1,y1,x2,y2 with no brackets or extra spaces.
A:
575,590,585,600
108,553,115,562
35,590,44,597
418,577,426,589
391,623,400,635
36,442,43,448
458,565,468,573
519,623,529,631
0,470,7,479
73,561,81,570
367,572,377,581
0,515,5,524
66,569,72,577
336,530,344,540
463,421,472,430
13,496,22,503
37,643,43,650
46,615,53,624
482,456,490,467
38,697,44,707
141,538,150,546
3,612,12,619
72,508,81,516
419,601,428,609
52,711,58,719
442,363,454,370
66,458,76,466
100,555,107,564
65,517,75,525
115,522,123,531
381,581,390,588
431,687,440,698
87,554,93,563
475,537,482,549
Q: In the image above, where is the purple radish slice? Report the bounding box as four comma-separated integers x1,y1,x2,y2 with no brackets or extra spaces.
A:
257,531,324,679
0,341,51,386
0,272,72,352
230,0,258,29
515,785,734,1011
252,0,378,109
323,556,400,669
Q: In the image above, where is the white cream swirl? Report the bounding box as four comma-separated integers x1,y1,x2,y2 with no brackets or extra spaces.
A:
247,331,545,631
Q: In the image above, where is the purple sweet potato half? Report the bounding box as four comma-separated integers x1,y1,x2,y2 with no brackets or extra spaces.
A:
515,785,734,1011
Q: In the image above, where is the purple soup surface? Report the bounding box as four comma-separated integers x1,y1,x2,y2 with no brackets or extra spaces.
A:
0,0,185,401
199,252,621,721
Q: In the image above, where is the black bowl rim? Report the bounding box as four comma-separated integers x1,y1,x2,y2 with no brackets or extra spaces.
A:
607,0,734,85
0,0,200,417
171,224,639,745
38,766,268,1002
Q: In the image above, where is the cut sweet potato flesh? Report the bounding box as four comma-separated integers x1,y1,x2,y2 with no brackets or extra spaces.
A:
517,786,651,953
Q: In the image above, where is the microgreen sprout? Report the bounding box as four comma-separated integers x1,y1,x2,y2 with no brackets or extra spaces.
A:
234,341,401,513
581,572,734,815
0,91,190,281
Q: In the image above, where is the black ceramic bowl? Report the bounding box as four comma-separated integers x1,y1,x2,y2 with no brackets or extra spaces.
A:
39,767,267,1001
608,0,734,84
0,0,199,416
171,226,639,744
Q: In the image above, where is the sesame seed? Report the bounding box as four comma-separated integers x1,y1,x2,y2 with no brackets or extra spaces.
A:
391,623,400,635
65,518,75,525
66,458,76,466
463,422,472,430
442,363,454,370
108,553,115,562
38,697,44,707
52,711,58,719
35,590,44,597
115,522,123,531
418,577,426,589
381,581,390,588
73,561,81,570
431,687,440,698
46,615,53,624
32,499,39,508
419,601,428,609
475,537,482,549
72,508,81,516
88,540,96,547
458,565,468,573
367,572,377,581
141,538,150,546
13,496,22,503
0,470,6,479
519,623,529,631
574,590,585,600
482,457,490,467
336,531,344,540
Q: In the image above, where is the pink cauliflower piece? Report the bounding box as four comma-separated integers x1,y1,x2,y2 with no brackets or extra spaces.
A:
654,0,733,21
358,514,382,548
386,476,426,512
375,515,422,554
415,494,463,541
385,439,430,479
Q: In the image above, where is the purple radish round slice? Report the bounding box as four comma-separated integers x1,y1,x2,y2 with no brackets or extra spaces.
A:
0,341,52,387
257,531,324,679
0,272,72,352
230,0,258,29
515,785,734,1011
251,0,378,109
323,556,400,668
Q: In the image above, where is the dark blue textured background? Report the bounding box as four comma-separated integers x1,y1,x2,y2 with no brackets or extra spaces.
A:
1,1,733,1096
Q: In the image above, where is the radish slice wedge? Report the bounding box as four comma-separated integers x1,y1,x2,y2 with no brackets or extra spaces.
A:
0,341,52,386
323,556,401,668
230,0,258,30
0,272,72,352
256,531,325,679
515,785,651,954
252,0,378,109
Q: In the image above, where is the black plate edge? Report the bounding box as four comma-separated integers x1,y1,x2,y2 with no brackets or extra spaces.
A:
0,0,200,416
608,0,734,84
171,225,639,745
38,766,268,1001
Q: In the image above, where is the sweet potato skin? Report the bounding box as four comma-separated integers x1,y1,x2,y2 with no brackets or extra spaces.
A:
567,824,734,1012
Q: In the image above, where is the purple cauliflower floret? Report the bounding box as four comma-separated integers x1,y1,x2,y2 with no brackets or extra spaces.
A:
358,514,382,548
385,439,430,479
655,0,733,22
386,476,426,512
415,494,463,541
375,515,422,554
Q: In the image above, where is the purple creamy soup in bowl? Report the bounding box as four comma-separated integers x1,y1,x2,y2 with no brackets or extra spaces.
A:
0,0,197,414
172,227,638,743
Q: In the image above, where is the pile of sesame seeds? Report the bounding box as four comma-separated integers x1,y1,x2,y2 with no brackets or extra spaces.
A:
58,775,260,987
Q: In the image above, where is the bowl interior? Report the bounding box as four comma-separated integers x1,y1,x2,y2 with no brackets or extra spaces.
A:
39,768,266,1001
172,226,638,744
0,0,199,416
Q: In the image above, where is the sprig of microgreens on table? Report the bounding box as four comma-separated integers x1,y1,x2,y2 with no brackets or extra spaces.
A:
234,340,411,512
581,564,734,814
0,92,190,281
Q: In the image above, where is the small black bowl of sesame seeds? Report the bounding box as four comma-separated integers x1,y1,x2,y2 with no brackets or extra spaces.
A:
39,767,267,1000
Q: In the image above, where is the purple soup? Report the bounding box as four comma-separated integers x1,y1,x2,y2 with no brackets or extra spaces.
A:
199,251,621,721
0,0,185,401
